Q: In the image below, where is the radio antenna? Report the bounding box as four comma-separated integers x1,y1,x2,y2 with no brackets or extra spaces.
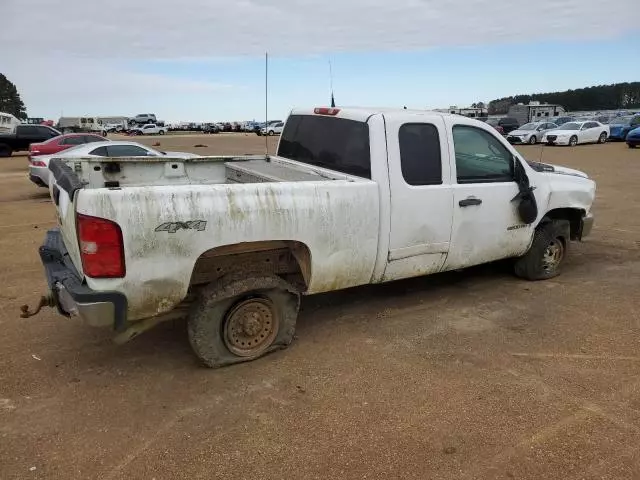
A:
265,52,269,157
329,59,335,107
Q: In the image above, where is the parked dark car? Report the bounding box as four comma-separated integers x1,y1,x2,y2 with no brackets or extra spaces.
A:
0,124,61,157
626,126,640,148
203,123,220,134
551,116,574,126
484,117,519,135
609,115,640,141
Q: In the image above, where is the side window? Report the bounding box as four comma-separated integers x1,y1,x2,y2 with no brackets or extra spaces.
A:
398,123,442,186
89,146,108,156
84,135,104,143
452,125,514,184
61,136,84,146
106,145,150,157
36,126,56,137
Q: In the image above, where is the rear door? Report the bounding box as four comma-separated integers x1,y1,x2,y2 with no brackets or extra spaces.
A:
381,112,454,281
443,119,534,270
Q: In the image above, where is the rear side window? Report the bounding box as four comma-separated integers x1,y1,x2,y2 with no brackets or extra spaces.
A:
89,146,108,156
106,145,150,157
84,135,105,143
398,123,442,185
61,136,85,146
278,115,371,178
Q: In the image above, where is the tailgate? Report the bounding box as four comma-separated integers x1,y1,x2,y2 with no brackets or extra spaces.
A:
48,159,84,277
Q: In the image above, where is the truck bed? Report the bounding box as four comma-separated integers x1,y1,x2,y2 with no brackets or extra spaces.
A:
54,155,349,189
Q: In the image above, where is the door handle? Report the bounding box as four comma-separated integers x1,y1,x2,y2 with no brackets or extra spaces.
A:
459,197,482,207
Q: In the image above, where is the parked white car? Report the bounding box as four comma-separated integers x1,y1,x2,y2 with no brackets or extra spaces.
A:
542,121,609,146
261,121,284,136
27,107,597,368
506,121,559,145
29,140,198,186
131,124,167,135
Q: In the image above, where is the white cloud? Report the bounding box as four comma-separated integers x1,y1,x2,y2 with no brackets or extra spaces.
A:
2,0,637,119
3,0,637,59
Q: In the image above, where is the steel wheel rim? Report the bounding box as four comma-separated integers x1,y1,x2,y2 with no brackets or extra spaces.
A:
223,297,279,357
542,238,564,273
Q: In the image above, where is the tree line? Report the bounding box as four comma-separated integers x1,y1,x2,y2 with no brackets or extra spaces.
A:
488,82,640,115
0,74,27,119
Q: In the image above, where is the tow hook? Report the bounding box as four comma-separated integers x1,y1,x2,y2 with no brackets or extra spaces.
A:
20,294,55,318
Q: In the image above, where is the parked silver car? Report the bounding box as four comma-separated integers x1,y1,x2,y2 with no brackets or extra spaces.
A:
506,121,559,145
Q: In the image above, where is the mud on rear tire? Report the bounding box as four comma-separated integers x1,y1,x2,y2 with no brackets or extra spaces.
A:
188,275,300,368
514,219,570,280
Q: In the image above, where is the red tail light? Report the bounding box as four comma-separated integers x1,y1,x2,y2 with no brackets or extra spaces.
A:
77,213,125,278
314,107,340,116
30,159,46,167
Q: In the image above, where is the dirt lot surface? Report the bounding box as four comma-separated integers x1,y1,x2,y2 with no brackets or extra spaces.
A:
1,134,639,479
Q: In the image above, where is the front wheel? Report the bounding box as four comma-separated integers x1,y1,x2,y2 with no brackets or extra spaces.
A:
0,143,12,157
569,135,578,147
188,275,300,368
629,144,637,149
268,130,275,136
529,135,537,144
598,132,607,144
514,219,570,280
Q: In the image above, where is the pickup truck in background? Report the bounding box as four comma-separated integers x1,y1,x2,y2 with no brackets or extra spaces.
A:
0,124,61,157
130,123,167,135
26,107,595,368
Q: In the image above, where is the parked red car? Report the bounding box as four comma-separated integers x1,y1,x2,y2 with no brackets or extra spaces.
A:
29,133,106,161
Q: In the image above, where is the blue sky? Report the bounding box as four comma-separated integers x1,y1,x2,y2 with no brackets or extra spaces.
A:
136,33,640,122
2,0,639,122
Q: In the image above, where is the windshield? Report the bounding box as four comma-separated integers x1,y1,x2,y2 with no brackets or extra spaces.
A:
614,116,633,125
560,122,581,130
519,123,537,130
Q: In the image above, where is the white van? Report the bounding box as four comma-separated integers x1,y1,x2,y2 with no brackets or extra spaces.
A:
0,112,21,133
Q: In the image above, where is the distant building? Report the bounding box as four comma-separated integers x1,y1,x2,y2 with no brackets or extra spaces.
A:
434,106,488,118
508,102,565,125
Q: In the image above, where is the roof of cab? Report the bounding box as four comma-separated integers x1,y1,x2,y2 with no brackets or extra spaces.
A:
290,106,463,123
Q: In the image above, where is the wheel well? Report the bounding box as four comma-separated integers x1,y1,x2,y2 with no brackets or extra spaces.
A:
189,241,311,292
543,208,585,240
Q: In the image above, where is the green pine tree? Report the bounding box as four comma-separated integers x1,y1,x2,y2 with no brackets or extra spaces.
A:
0,74,28,119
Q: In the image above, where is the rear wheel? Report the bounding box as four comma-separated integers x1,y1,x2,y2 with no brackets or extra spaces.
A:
569,135,578,147
0,143,12,157
158,130,165,135
188,275,300,368
514,219,570,280
598,132,607,144
529,135,537,144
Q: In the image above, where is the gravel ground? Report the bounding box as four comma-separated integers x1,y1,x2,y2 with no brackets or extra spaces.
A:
1,135,639,479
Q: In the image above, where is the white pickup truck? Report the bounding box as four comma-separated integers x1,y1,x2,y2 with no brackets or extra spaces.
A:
25,107,595,368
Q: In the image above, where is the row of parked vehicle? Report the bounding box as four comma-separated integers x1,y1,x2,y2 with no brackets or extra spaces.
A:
483,113,640,147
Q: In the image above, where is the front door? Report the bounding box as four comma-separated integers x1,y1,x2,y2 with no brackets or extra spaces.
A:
443,121,534,271
381,113,454,282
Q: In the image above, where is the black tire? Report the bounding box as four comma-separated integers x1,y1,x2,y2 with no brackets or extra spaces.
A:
569,136,578,147
628,144,637,149
529,135,537,144
0,143,12,157
188,275,300,368
514,219,570,280
159,130,165,135
598,132,607,144
268,130,275,136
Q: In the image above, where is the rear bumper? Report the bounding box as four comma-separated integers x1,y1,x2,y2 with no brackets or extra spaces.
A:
39,228,127,329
